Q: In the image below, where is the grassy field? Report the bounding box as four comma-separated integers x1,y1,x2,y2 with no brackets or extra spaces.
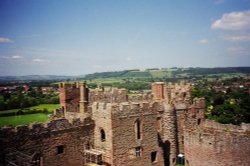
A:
0,113,49,127
87,78,125,84
150,70,173,78
0,104,60,127
0,104,60,115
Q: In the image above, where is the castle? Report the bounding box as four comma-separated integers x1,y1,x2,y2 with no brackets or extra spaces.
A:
0,82,249,166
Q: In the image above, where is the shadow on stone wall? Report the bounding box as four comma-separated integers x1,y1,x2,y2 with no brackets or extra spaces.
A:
158,133,170,166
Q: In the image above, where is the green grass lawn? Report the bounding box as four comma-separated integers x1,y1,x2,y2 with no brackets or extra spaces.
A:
0,104,60,115
0,113,49,127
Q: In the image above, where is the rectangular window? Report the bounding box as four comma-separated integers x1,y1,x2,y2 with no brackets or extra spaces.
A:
151,151,157,162
135,147,141,157
57,145,64,155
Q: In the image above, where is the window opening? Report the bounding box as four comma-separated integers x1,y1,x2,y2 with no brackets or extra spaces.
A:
197,118,201,125
57,145,64,155
151,151,157,162
135,147,141,157
135,119,141,139
100,129,106,142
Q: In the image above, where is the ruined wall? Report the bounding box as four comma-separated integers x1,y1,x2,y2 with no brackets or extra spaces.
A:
91,102,113,165
89,87,128,104
129,93,153,102
152,82,165,100
0,118,95,166
164,82,192,105
158,82,194,166
184,120,250,166
161,103,178,166
111,102,164,166
176,98,205,155
59,82,80,113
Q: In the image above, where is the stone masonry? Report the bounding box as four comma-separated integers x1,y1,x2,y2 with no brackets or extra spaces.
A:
0,81,249,166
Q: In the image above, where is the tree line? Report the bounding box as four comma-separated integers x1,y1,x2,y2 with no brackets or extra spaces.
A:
0,86,59,111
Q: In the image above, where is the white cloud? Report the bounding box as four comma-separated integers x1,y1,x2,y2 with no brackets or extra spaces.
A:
224,34,250,42
0,37,13,43
211,10,250,30
0,55,23,59
33,58,50,63
11,55,23,59
199,39,209,44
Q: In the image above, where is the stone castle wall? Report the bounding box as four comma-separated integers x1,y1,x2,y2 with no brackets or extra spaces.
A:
91,102,114,165
110,102,164,166
59,82,80,112
184,120,250,166
89,87,128,104
0,118,95,166
1,81,250,166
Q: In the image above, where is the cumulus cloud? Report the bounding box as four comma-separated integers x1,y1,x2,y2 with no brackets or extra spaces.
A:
33,58,50,63
199,39,209,44
224,34,250,42
0,37,13,43
211,10,250,30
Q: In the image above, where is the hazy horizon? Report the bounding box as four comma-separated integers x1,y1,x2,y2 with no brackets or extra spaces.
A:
1,0,250,76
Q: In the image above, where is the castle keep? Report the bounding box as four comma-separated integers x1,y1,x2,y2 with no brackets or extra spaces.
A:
0,82,250,166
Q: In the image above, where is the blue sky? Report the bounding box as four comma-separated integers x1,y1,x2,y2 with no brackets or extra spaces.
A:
0,0,250,76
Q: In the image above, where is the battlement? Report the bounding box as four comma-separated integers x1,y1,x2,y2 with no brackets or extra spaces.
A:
89,87,128,97
129,93,153,102
91,101,162,118
92,86,127,93
89,87,128,103
152,82,192,103
202,119,250,132
0,118,93,137
59,82,80,89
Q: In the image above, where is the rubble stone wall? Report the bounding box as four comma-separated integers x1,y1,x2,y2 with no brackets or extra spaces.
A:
0,118,95,166
111,102,164,166
184,120,250,166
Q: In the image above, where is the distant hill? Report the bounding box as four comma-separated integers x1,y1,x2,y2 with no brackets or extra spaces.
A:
0,75,79,82
1,67,249,82
83,67,250,80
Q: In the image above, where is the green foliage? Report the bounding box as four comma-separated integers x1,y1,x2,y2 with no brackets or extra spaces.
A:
0,86,59,111
192,77,250,125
